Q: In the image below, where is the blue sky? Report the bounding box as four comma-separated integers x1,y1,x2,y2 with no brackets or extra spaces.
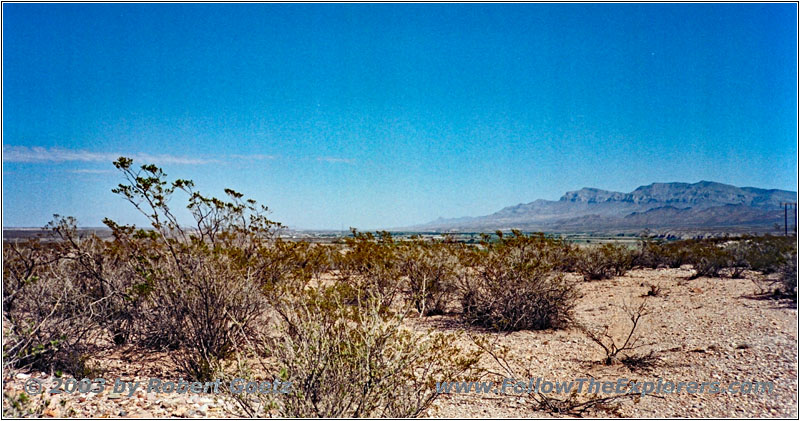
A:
3,3,797,229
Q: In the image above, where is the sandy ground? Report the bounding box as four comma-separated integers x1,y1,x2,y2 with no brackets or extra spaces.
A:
422,267,798,417
3,267,797,418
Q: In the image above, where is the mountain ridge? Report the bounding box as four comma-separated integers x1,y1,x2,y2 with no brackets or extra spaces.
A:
409,181,796,233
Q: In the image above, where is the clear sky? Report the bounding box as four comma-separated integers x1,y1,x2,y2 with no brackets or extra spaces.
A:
3,3,797,230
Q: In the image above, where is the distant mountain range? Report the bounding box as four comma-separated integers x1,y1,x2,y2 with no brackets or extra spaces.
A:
409,181,797,234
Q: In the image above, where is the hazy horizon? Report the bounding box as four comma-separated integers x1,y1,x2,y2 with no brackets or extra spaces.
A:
3,4,797,230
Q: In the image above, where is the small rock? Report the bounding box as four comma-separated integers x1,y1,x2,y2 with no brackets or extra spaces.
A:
43,408,60,417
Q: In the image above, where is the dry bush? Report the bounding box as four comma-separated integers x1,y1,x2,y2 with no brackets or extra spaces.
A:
135,253,268,380
3,238,103,375
579,298,655,368
254,240,332,288
637,235,796,281
575,243,635,281
721,242,751,278
335,230,404,308
2,216,134,376
471,335,649,416
775,251,797,300
740,235,796,274
635,239,691,269
687,242,730,279
234,285,482,417
458,231,578,331
397,239,460,316
102,157,281,380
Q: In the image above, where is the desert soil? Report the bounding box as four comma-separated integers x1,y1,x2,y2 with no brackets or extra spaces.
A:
3,267,797,418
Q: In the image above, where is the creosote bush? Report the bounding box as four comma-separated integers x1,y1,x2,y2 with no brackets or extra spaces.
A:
635,239,692,269
776,251,797,300
574,243,635,281
397,238,460,316
103,158,283,380
458,231,578,331
334,230,404,309
636,236,797,284
234,284,482,417
3,217,118,375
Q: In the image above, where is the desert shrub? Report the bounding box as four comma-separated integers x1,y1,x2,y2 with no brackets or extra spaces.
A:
635,239,692,269
689,251,726,278
458,231,578,331
633,239,665,268
397,239,460,316
580,298,654,367
253,239,333,300
234,285,481,417
335,230,403,308
135,252,268,380
45,217,142,345
740,235,796,274
2,216,136,375
721,241,751,278
574,243,635,281
104,157,280,380
776,252,797,300
637,235,796,279
2,238,102,375
685,241,732,279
